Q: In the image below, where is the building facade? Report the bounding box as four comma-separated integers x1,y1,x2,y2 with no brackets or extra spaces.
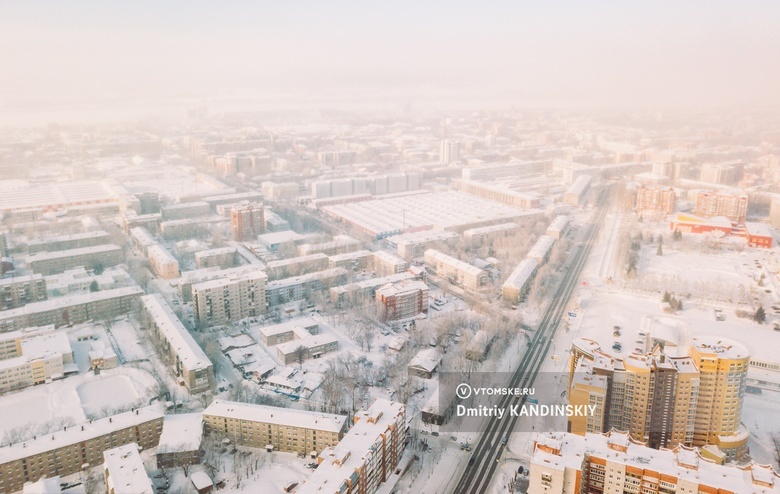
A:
0,274,47,311
375,280,428,323
203,400,347,455
0,407,163,494
230,202,265,241
191,271,267,327
140,294,214,393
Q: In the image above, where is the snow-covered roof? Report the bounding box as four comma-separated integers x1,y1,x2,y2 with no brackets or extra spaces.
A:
140,294,212,372
218,334,255,351
0,406,163,464
424,249,485,277
691,335,749,360
532,431,780,492
745,222,773,238
157,413,203,454
503,258,539,289
526,235,555,262
547,215,569,233
0,286,144,322
103,444,154,494
203,400,347,434
276,334,338,355
26,244,121,262
191,471,213,490
297,399,405,493
408,348,442,373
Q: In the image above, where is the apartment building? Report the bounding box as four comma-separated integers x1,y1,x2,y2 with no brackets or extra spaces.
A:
546,215,570,240
129,227,156,254
103,444,154,494
230,202,264,241
203,400,347,455
463,222,520,246
634,185,676,215
563,175,591,206
297,235,362,257
329,272,416,308
139,294,214,393
0,274,47,310
567,336,749,460
502,258,539,303
0,329,73,394
28,244,123,276
328,250,373,271
298,399,407,494
692,190,749,224
461,160,552,180
386,230,459,261
529,431,780,494
265,254,329,281
160,201,210,221
526,235,555,264
0,286,143,333
266,268,347,306
257,318,319,346
261,182,300,201
194,247,237,269
147,244,180,279
424,249,487,290
191,271,267,327
0,407,164,494
177,265,257,302
371,251,407,277
27,230,111,254
375,280,428,323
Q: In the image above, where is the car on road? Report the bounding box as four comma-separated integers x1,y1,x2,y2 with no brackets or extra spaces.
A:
501,436,508,445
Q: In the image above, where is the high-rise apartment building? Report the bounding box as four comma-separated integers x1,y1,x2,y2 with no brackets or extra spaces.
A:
230,201,264,241
298,399,407,494
692,191,749,224
191,270,267,326
567,336,749,460
635,185,675,215
440,139,460,164
529,431,780,494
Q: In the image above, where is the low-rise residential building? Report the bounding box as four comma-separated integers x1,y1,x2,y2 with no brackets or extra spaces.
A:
297,235,362,257
529,431,780,494
147,244,180,279
191,270,267,326
463,222,520,246
0,286,143,333
375,280,428,324
103,444,154,494
129,227,157,254
546,215,569,239
257,230,304,252
0,330,73,394
502,258,539,303
408,348,442,379
0,407,164,494
266,268,347,306
329,272,415,308
424,249,487,290
526,235,555,263
563,175,591,206
327,250,372,271
140,294,214,393
177,265,258,302
265,254,329,280
28,244,124,276
194,247,237,269
160,201,210,221
0,274,47,310
386,230,459,260
371,250,407,277
203,400,347,455
298,399,407,494
256,318,319,346
156,413,204,469
27,231,111,254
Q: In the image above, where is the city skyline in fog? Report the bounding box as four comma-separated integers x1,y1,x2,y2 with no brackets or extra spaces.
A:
2,1,780,125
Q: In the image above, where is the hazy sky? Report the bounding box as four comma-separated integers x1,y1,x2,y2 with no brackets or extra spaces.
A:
2,1,779,117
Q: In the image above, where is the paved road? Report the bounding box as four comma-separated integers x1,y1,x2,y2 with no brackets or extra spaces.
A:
452,188,612,494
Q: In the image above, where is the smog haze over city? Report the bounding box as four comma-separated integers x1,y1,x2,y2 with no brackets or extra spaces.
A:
1,2,780,494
